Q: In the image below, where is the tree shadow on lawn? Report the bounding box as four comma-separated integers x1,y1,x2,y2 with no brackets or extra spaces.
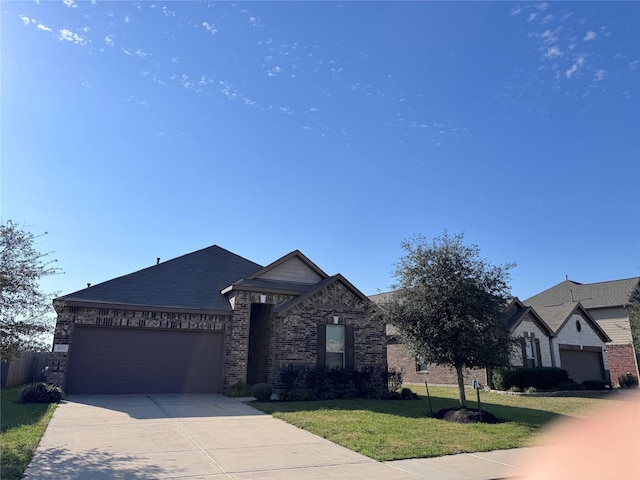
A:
253,395,567,429
0,401,52,432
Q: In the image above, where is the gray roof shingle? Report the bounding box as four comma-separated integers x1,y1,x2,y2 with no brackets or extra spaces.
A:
524,277,640,310
56,245,263,313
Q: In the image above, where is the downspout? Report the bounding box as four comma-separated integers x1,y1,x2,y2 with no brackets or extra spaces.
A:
549,336,556,367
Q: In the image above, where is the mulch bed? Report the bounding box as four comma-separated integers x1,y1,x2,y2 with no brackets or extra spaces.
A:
433,407,501,424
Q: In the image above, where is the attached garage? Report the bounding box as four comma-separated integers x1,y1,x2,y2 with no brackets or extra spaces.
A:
66,326,224,394
559,347,605,384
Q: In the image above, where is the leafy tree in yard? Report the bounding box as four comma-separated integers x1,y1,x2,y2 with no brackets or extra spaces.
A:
1,221,60,360
382,231,514,408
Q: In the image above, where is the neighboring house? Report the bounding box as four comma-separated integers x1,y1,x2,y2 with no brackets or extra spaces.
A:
370,291,494,385
372,293,611,386
525,277,640,385
47,246,386,394
504,298,555,369
523,302,611,384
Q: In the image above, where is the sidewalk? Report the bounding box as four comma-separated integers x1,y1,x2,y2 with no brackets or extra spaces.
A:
386,446,551,480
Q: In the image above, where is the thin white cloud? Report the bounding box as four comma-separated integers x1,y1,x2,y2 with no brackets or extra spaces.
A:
527,13,538,23
540,14,554,25
58,28,86,45
104,35,115,47
540,29,559,44
593,69,607,82
510,7,522,16
135,48,147,58
63,0,77,9
19,15,31,26
162,7,176,18
37,24,52,32
267,66,281,77
537,2,549,11
583,31,596,41
202,22,218,34
544,46,563,58
565,56,585,78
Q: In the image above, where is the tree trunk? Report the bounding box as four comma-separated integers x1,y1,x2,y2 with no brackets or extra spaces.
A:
455,363,467,408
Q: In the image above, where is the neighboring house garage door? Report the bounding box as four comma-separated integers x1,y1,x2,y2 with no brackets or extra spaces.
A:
559,348,604,384
66,326,224,394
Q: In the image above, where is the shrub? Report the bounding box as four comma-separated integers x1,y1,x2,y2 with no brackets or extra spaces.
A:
582,379,609,390
385,368,403,393
492,367,571,391
525,386,537,393
277,365,384,401
280,389,317,401
224,382,253,397
558,382,583,391
251,383,273,401
618,373,639,389
20,382,64,403
279,365,303,393
400,387,419,399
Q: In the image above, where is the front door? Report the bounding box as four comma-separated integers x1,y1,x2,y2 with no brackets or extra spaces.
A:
247,303,272,385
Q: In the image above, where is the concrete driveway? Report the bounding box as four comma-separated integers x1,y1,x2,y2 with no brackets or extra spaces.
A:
24,394,417,479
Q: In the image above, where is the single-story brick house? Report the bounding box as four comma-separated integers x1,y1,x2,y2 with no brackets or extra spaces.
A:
524,277,640,385
371,293,611,386
47,246,386,394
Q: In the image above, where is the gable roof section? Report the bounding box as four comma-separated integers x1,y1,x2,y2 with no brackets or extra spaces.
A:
274,274,370,317
247,250,328,283
505,298,554,336
56,245,263,313
525,277,640,310
532,303,611,342
221,250,329,296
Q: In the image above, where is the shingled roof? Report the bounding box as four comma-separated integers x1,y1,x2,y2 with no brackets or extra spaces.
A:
532,303,610,342
524,277,640,310
56,245,263,313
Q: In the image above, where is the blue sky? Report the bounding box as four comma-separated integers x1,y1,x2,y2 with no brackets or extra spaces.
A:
2,1,639,301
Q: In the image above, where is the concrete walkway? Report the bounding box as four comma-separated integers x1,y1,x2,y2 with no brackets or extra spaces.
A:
387,447,549,479
24,394,542,479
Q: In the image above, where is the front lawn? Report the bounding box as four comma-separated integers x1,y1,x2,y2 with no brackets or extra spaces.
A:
0,385,58,480
253,385,623,461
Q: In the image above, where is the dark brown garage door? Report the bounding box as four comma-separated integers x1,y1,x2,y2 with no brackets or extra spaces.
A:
559,348,604,384
66,326,224,394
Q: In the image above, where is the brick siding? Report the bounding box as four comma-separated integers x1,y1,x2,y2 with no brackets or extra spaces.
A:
607,344,640,386
387,339,487,386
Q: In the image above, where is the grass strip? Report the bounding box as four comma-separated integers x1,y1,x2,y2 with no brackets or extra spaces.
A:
253,385,621,461
1,385,57,480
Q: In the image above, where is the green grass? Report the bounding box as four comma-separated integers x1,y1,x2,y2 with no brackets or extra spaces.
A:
1,385,58,480
253,385,623,461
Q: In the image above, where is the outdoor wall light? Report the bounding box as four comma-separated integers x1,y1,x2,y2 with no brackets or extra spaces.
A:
333,315,339,324
260,295,267,304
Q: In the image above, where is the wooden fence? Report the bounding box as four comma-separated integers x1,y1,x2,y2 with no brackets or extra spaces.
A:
1,351,51,388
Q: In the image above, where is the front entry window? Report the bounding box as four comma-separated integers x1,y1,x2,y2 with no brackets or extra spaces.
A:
524,337,535,368
325,325,345,368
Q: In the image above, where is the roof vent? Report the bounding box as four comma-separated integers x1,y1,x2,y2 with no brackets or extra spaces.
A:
156,257,160,265
87,283,91,288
